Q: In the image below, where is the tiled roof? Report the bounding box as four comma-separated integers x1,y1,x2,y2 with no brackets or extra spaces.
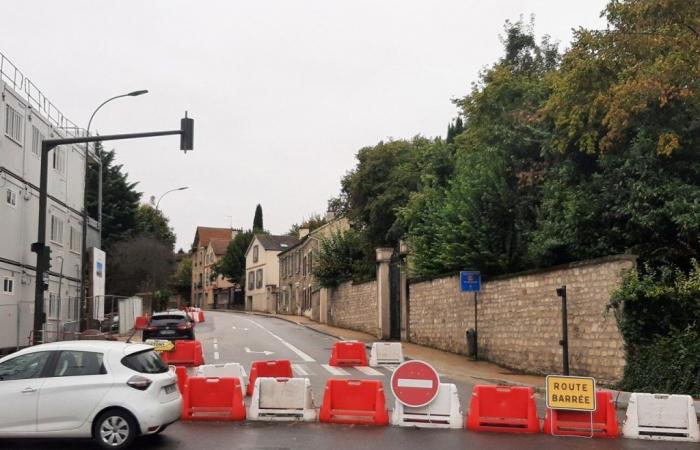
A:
193,226,232,248
210,238,230,255
255,234,299,251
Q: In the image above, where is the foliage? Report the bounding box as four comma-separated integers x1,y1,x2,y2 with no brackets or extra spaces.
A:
134,204,177,249
253,204,264,232
314,230,375,288
172,254,192,298
213,230,254,285
106,234,175,296
288,213,329,237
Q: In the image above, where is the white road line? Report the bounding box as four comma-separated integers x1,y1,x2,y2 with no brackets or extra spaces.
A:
354,366,384,376
246,319,315,362
292,364,309,376
321,364,350,376
213,338,218,344
213,343,218,350
214,351,220,360
380,365,399,373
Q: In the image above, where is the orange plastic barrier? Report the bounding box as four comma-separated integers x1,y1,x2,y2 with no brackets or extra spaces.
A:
247,359,293,396
181,377,246,421
160,340,204,367
544,390,619,438
466,385,540,433
134,315,149,330
198,311,205,323
329,341,368,367
319,379,389,425
175,366,188,394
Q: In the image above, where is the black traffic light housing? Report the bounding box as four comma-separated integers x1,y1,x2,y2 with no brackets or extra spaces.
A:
180,112,194,152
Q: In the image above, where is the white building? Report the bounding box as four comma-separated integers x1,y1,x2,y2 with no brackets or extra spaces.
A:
0,52,98,351
244,234,298,313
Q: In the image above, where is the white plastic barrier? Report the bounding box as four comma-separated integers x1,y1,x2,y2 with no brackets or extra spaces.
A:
369,342,404,366
248,377,317,421
622,393,699,442
196,363,247,397
391,382,462,428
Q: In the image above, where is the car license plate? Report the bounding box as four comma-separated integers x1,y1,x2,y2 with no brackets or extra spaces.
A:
163,383,177,394
160,330,176,335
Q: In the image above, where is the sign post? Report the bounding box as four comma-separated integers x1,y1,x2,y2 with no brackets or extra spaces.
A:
390,360,440,408
460,271,481,360
546,374,597,437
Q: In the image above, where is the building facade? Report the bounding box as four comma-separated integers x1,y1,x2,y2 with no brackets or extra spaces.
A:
190,226,237,307
244,234,298,313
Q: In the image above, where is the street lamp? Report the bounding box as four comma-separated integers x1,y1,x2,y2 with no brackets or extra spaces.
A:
155,186,189,211
80,90,148,330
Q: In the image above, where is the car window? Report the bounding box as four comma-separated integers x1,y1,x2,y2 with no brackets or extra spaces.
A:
53,351,106,377
121,350,169,374
0,351,51,381
149,315,187,326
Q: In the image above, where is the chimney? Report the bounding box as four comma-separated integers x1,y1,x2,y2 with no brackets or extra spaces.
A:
325,209,336,221
299,227,310,239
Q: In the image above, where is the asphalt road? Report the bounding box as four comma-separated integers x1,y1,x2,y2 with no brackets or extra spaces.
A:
4,310,697,450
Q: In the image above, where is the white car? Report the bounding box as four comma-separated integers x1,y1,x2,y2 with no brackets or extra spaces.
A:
0,340,182,449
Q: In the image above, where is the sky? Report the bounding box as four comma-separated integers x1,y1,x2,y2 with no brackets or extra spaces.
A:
0,0,609,251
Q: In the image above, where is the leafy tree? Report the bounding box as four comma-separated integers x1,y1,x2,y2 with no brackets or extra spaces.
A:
253,204,264,232
172,254,192,299
288,213,328,237
213,230,254,285
134,204,177,249
314,230,376,287
106,234,175,296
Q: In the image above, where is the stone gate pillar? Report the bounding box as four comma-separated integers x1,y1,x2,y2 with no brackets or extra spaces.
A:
376,247,393,339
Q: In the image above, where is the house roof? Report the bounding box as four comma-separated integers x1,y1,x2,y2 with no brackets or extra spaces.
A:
209,238,230,255
192,226,232,249
248,234,299,255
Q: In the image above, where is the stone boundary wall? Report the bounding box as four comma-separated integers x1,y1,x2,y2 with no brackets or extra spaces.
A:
408,255,636,383
328,280,378,336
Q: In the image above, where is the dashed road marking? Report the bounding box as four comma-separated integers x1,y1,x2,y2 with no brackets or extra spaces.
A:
355,366,384,376
214,351,220,360
246,319,315,362
321,364,350,376
292,364,310,376
213,343,218,350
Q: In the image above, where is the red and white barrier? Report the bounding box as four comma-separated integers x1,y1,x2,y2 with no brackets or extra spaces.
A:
391,382,462,428
248,377,317,422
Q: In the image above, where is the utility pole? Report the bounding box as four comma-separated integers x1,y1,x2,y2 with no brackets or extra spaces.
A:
556,285,570,375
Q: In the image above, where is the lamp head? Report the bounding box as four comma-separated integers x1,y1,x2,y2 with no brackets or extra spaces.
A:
128,89,149,96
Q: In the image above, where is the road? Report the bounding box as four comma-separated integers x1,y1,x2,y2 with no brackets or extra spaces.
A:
4,310,697,450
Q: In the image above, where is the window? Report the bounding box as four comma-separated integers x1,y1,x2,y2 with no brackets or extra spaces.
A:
281,257,285,278
53,351,106,377
256,269,263,289
303,255,307,277
5,188,17,207
121,349,168,374
248,271,255,290
31,125,44,156
50,215,64,244
0,351,50,381
67,297,79,321
296,252,301,273
69,226,80,253
287,256,291,275
2,278,14,294
52,147,65,174
253,245,259,263
47,293,58,320
309,252,313,274
4,104,23,144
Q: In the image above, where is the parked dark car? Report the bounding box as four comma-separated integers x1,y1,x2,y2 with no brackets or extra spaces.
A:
142,311,195,341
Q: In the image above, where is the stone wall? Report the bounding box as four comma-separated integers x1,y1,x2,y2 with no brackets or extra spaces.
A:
328,280,378,336
408,255,635,383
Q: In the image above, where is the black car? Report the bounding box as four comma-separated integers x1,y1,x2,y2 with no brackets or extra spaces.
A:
142,311,195,341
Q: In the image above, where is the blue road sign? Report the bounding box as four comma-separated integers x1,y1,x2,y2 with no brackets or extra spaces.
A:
460,271,481,292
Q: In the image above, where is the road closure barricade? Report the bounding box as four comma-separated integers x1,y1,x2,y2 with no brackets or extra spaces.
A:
247,360,293,396
173,365,188,394
466,385,540,433
391,382,462,428
160,340,204,367
182,376,246,421
319,379,389,426
248,377,317,421
329,341,368,367
369,342,404,367
544,390,619,438
133,315,149,330
622,393,699,442
197,363,248,397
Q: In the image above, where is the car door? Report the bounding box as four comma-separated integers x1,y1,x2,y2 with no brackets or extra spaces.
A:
36,350,113,432
0,351,53,433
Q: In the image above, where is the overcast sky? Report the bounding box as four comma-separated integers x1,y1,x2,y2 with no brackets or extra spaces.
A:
1,0,608,250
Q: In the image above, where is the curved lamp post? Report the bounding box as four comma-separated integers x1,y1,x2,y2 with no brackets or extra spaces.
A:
155,186,189,212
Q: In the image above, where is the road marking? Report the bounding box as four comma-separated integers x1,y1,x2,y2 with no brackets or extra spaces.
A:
292,364,309,376
355,366,384,376
321,364,350,376
244,346,274,356
246,319,315,362
380,365,399,373
397,378,433,389
213,338,218,344
214,351,220,360
213,343,218,350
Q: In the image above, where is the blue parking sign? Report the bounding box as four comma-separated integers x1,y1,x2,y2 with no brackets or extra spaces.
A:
460,271,481,292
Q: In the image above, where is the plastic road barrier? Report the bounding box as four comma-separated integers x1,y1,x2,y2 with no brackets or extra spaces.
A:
247,360,293,396
466,385,540,433
329,341,368,367
134,315,149,330
182,376,246,421
174,365,188,394
544,390,619,438
319,379,389,426
160,340,204,367
197,310,205,323
369,342,404,366
391,382,462,428
248,377,317,421
622,393,699,442
197,363,248,397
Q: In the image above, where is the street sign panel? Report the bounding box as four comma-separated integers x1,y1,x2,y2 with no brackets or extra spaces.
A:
546,375,596,411
460,271,481,292
390,360,440,408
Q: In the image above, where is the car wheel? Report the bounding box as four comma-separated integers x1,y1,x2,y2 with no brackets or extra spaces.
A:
93,409,138,450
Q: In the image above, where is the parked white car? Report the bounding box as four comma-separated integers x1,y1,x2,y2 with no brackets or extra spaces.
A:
0,340,181,449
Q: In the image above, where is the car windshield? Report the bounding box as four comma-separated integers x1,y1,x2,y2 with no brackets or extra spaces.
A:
121,349,169,374
149,315,187,326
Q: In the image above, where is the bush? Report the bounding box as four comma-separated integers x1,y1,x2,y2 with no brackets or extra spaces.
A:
314,229,375,288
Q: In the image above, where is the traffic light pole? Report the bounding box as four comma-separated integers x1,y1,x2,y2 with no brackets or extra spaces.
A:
32,116,193,345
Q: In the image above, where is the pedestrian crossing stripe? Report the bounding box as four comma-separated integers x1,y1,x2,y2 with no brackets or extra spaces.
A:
354,366,383,376
321,364,351,376
292,364,310,376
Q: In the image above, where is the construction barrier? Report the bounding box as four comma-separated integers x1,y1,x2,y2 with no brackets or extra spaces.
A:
248,377,317,421
160,340,205,367
391,382,462,429
544,390,619,438
134,315,150,330
174,365,188,394
319,379,389,426
247,360,293,396
196,363,248,397
181,376,246,421
329,341,368,367
466,385,540,433
369,342,404,367
622,393,699,442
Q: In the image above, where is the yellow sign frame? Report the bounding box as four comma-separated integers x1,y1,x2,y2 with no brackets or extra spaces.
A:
545,375,596,411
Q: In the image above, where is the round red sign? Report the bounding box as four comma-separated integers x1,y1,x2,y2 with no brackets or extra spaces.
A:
390,360,440,407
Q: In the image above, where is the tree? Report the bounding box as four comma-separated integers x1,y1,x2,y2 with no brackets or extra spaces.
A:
253,204,264,232
106,234,175,296
172,254,192,300
288,213,328,237
313,230,376,287
134,204,177,249
213,230,254,285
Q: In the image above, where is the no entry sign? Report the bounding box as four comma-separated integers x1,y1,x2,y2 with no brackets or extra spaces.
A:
390,360,440,407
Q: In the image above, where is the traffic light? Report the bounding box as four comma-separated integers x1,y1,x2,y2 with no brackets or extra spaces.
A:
180,112,194,152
